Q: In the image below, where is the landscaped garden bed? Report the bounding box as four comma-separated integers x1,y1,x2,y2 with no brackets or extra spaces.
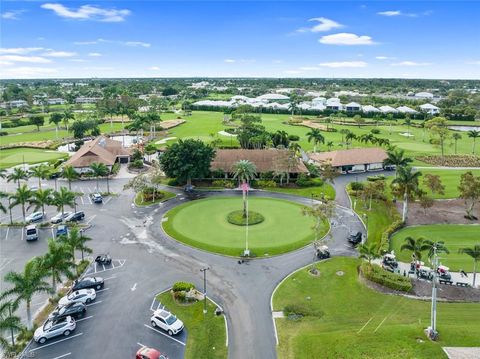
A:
416,155,480,167
134,188,176,206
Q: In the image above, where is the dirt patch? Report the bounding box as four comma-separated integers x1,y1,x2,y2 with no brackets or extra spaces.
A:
160,119,185,130
397,199,479,226
301,120,328,131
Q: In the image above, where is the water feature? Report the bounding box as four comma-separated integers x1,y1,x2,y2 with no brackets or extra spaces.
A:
448,125,480,132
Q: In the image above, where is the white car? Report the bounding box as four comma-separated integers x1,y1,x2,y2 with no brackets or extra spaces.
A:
26,211,44,223
59,289,96,306
34,316,76,344
50,212,73,224
150,309,184,336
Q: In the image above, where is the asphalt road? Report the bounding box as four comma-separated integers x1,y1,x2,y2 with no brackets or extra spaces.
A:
1,176,363,359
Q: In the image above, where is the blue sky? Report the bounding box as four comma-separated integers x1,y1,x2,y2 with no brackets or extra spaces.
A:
1,1,479,79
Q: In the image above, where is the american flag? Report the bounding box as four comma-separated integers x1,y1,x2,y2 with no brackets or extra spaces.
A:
241,182,249,194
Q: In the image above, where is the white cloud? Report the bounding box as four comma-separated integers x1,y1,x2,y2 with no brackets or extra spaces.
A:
42,51,77,57
376,56,396,60
88,52,102,57
299,66,320,71
298,17,343,33
74,39,150,47
466,60,480,65
377,10,430,17
224,59,236,63
69,59,88,63
377,10,402,16
149,66,160,71
319,33,376,45
1,10,26,20
318,61,368,68
124,41,151,48
284,70,301,74
41,3,131,22
272,59,283,64
391,61,431,66
0,47,44,54
0,60,14,66
0,55,52,63
0,66,58,78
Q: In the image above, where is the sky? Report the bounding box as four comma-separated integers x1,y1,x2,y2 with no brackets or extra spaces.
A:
1,1,480,79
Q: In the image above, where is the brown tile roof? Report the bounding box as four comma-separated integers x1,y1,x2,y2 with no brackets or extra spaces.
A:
309,147,387,167
64,136,131,168
211,149,308,174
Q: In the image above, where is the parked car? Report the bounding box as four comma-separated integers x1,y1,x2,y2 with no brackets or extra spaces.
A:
91,193,103,203
72,277,104,291
49,302,86,321
150,309,184,336
56,225,68,237
316,245,330,259
51,212,73,224
347,231,363,246
25,224,39,241
65,211,85,223
136,347,168,359
34,316,76,344
95,254,112,265
59,289,96,306
26,211,44,223
29,185,39,192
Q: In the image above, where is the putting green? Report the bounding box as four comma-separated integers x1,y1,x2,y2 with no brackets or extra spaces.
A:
162,197,326,256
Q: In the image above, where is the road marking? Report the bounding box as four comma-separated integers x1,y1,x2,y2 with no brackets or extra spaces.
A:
131,283,137,291
0,258,14,272
87,195,92,205
104,196,112,205
4,227,9,241
150,298,157,312
102,264,106,271
86,300,102,307
96,287,109,293
137,342,146,348
374,315,389,333
75,315,94,323
21,228,24,241
80,196,84,205
94,263,97,273
85,215,96,225
51,228,55,239
103,275,117,281
357,317,374,334
143,324,186,346
50,353,71,359
29,333,83,352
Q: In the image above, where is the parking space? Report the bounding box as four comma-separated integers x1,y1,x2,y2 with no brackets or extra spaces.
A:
84,259,126,276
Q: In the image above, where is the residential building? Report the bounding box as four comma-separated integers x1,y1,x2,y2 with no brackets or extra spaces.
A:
345,102,362,112
362,105,380,113
379,105,398,114
75,97,102,104
396,106,419,114
419,103,440,115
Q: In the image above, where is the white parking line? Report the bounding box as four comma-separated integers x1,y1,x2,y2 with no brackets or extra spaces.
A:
150,298,157,312
94,263,97,273
87,195,92,205
137,342,146,348
103,275,117,281
75,315,94,323
29,333,83,352
96,288,110,293
50,353,71,359
21,228,24,241
4,227,9,241
143,324,186,346
102,264,106,271
86,300,103,307
80,196,84,205
103,197,112,205
0,258,14,272
51,228,55,239
85,215,96,225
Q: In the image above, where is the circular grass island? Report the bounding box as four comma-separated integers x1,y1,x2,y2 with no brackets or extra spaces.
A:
162,197,329,257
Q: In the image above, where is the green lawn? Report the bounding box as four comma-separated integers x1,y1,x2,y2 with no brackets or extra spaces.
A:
157,292,227,359
0,147,68,169
273,257,480,359
262,182,336,200
162,197,327,257
134,190,176,206
390,225,480,271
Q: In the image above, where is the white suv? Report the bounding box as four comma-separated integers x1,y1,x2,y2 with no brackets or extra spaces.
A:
150,309,184,336
59,289,96,306
34,316,76,344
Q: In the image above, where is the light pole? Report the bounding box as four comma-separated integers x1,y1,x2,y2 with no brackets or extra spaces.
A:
200,267,210,314
429,245,439,340
9,302,15,347
362,213,369,242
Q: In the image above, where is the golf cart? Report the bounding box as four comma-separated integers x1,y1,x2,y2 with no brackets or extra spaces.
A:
410,261,425,272
382,252,398,272
437,265,452,281
316,245,330,259
95,254,112,265
417,266,434,280
347,231,363,246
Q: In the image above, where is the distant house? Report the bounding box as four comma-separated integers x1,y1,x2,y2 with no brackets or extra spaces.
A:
75,97,101,104
8,100,28,108
210,149,308,178
309,148,388,174
47,98,66,105
419,103,440,115
256,93,290,103
312,97,327,105
415,92,434,99
379,105,398,114
362,105,380,113
345,102,362,112
64,136,131,173
396,106,419,114
326,98,342,111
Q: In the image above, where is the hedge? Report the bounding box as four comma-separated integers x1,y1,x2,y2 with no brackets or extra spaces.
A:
361,263,412,292
172,281,195,292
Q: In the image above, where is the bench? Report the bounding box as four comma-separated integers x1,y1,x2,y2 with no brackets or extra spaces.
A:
439,280,454,285
456,282,471,287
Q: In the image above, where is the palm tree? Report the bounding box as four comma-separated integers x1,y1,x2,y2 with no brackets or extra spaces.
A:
1,259,51,329
400,236,432,276
468,130,480,155
63,227,93,262
326,141,334,151
0,191,8,214
452,133,462,154
383,148,413,178
392,166,422,222
7,167,29,189
52,186,76,216
306,129,325,153
232,160,257,217
9,185,32,222
458,245,480,287
62,109,74,130
0,300,23,350
62,165,79,190
39,239,74,291
424,240,450,262
359,242,380,265
345,132,357,149
89,162,109,192
49,112,63,138
339,129,350,144
288,142,302,157
404,118,412,134
28,188,53,216
29,164,50,189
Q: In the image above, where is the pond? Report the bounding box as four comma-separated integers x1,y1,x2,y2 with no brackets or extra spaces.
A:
57,135,144,152
448,125,480,132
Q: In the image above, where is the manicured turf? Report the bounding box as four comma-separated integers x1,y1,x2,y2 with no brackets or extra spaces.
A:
0,147,68,169
273,257,480,359
134,190,176,206
263,182,336,200
162,197,326,256
390,225,480,271
157,292,227,359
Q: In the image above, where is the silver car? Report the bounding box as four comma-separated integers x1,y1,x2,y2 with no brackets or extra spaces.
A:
50,211,73,224
26,211,44,223
34,316,76,344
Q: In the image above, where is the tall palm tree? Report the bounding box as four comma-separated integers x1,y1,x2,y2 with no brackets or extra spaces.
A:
326,141,334,151
392,166,422,222
0,191,8,214
49,112,63,139
468,130,480,155
345,132,357,149
232,160,257,217
458,244,480,287
359,242,380,265
7,167,29,189
89,162,109,192
62,109,74,130
28,188,53,216
288,142,302,157
0,169,6,179
0,300,23,350
339,128,350,144
62,165,79,190
400,236,432,276
9,185,32,222
383,148,413,178
39,239,74,291
52,186,76,216
306,129,325,153
29,164,50,189
1,259,51,329
63,227,93,262
452,133,462,154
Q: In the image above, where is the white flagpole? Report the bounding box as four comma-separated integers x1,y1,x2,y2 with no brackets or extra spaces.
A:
245,188,249,253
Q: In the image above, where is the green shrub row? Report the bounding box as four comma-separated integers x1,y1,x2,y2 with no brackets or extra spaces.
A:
256,180,277,188
283,303,325,318
172,281,195,292
361,263,412,292
212,179,235,188
382,219,404,251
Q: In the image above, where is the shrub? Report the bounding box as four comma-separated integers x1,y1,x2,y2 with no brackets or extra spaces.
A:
370,128,381,134
350,182,364,191
227,210,265,226
382,219,404,251
288,134,300,141
130,159,144,169
361,263,412,292
173,290,186,302
256,180,277,188
283,303,324,318
367,175,386,182
296,174,319,187
111,162,120,175
260,171,275,180
76,259,90,277
212,179,235,188
172,281,195,292
0,131,7,136
167,178,181,186
142,187,165,202
224,128,236,134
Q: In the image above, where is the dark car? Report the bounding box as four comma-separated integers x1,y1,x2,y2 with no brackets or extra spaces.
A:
95,254,112,265
347,231,363,246
72,277,104,291
49,302,86,321
316,245,330,259
65,211,85,223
